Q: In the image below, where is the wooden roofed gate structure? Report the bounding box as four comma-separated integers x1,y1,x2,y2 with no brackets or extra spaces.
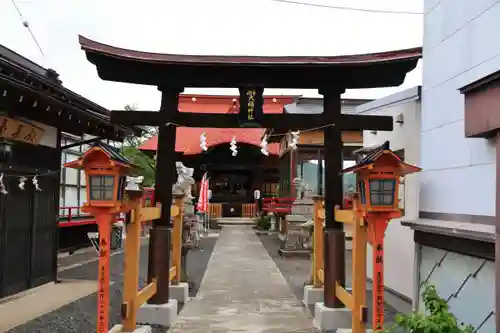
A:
78,35,421,326
0,44,139,299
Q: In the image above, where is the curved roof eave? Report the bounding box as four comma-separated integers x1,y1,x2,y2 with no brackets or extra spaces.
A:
79,36,421,89
79,35,421,66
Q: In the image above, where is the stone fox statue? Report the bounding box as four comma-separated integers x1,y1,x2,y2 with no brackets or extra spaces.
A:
125,176,144,191
174,161,195,200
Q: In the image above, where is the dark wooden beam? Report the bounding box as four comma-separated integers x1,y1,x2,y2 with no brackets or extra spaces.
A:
111,110,393,132
110,110,162,126
111,110,327,129
111,110,327,130
337,114,393,131
87,50,420,89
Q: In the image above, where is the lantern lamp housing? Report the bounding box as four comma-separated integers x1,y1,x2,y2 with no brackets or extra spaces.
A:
63,143,137,210
342,141,421,213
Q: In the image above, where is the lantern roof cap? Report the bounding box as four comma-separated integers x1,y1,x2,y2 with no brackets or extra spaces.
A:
63,141,139,174
356,141,391,166
95,142,134,166
341,141,421,175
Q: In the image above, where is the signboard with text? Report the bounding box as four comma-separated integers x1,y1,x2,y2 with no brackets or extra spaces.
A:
0,116,45,145
238,87,264,127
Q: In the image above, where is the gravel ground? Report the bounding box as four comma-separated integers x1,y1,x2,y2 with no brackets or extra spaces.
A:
257,233,400,329
7,236,217,333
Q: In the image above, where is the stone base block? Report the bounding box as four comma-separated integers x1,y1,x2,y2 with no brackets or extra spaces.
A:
314,302,352,331
136,299,178,327
109,324,152,333
278,249,311,258
336,330,373,333
170,282,189,303
303,285,323,305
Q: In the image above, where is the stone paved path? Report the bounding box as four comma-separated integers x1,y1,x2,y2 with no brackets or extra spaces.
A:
169,225,319,333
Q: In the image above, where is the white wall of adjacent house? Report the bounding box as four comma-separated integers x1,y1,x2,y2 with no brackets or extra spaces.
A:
60,133,86,217
418,1,498,331
356,87,421,302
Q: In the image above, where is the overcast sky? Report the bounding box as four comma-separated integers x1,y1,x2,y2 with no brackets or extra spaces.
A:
1,0,423,110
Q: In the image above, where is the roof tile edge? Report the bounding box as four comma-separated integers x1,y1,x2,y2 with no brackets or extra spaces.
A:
79,35,422,65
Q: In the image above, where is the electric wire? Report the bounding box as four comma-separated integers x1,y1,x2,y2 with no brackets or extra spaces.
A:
269,0,423,15
10,0,45,56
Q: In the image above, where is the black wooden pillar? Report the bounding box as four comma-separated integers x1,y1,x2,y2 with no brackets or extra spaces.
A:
317,149,323,196
54,129,62,283
148,87,183,304
320,88,346,308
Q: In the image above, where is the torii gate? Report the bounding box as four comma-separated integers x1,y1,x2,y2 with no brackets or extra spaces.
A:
78,35,421,310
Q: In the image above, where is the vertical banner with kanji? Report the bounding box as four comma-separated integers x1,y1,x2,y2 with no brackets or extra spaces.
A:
368,218,388,331
372,238,385,330
96,215,113,333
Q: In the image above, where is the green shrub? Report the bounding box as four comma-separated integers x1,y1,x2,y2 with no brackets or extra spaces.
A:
381,284,475,333
257,215,271,230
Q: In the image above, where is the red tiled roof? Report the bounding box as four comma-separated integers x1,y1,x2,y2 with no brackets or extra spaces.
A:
139,94,295,155
140,127,280,155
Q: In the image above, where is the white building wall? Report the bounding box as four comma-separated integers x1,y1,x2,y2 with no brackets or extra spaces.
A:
421,0,500,216
356,87,421,300
419,1,498,331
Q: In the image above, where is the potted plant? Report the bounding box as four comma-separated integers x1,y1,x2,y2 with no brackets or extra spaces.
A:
381,283,475,333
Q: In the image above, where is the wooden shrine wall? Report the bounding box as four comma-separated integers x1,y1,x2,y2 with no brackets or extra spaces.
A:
0,141,60,298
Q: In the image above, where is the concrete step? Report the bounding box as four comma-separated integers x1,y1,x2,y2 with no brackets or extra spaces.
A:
213,217,258,225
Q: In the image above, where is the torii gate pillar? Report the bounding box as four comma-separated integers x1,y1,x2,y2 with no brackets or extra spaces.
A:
147,87,183,305
321,88,346,308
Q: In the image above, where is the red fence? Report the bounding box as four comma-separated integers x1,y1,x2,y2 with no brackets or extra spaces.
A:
58,206,124,227
262,197,295,214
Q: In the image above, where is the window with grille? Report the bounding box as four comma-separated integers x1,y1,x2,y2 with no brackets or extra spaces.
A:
90,175,115,201
369,179,395,206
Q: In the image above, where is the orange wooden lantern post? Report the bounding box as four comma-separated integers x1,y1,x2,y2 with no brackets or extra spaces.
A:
64,143,137,333
342,141,421,331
